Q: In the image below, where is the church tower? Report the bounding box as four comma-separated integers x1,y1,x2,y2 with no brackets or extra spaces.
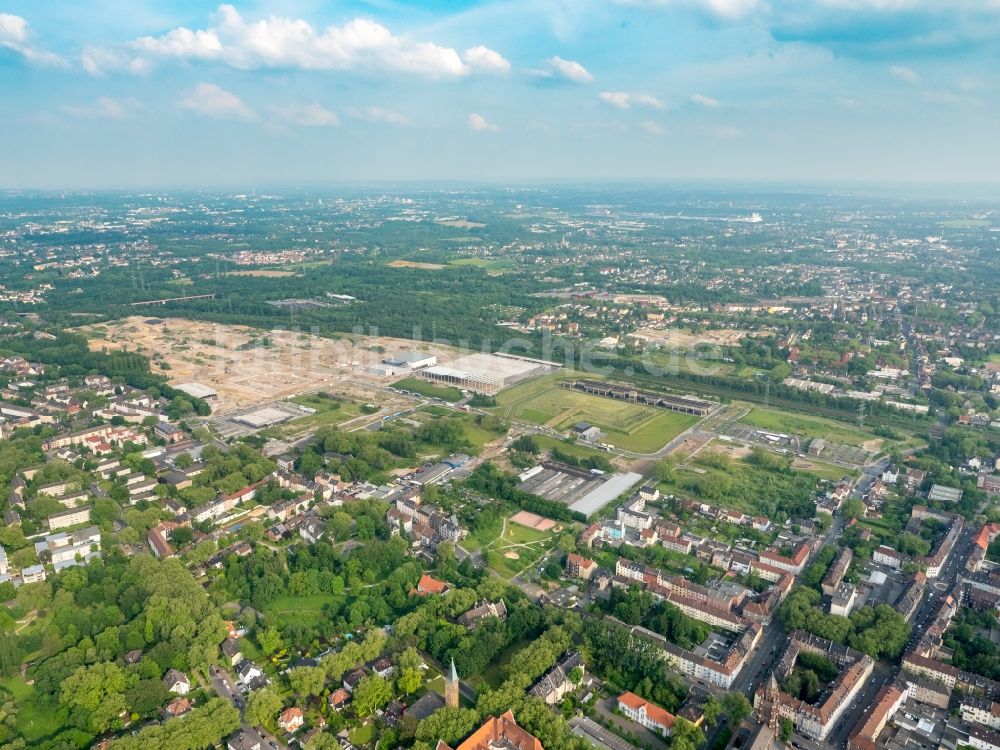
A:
445,657,459,708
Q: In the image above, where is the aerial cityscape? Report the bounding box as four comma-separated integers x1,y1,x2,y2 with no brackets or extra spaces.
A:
1,4,1000,750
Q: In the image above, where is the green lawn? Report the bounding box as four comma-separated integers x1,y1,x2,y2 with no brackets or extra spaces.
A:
740,406,868,446
791,458,858,482
281,392,364,430
17,701,66,742
496,375,699,453
448,258,513,273
466,514,557,552
534,435,612,462
394,377,464,402
657,451,820,519
0,675,33,701
349,724,375,746
504,522,555,545
263,594,343,626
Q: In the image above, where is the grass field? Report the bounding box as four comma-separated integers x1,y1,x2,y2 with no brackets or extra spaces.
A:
394,377,464,402
463,514,553,551
533,435,614,462
463,514,561,579
939,219,992,228
263,594,343,627
740,406,875,447
792,458,859,482
657,450,820,518
407,409,505,454
496,375,699,453
349,724,375,746
282,392,364,430
449,258,513,273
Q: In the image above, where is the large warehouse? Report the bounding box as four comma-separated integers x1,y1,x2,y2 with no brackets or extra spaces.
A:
383,351,438,370
518,462,643,519
173,382,218,400
421,353,553,395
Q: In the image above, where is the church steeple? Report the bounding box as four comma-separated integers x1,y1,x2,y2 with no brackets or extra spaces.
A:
445,657,459,708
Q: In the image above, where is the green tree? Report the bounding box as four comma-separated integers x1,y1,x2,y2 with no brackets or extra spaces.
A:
779,717,793,743
397,667,424,696
289,666,327,699
414,707,479,746
246,687,282,729
670,717,703,750
353,675,392,717
59,662,128,733
257,626,284,656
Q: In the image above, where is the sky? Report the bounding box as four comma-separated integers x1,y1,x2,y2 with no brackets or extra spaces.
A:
1,0,998,188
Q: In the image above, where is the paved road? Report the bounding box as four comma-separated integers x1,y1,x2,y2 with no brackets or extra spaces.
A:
208,665,287,750
786,504,982,748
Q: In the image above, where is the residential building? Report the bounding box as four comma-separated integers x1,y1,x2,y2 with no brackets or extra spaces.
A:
617,692,675,737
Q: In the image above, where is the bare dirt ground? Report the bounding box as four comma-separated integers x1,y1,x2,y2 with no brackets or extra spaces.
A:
80,316,458,414
630,327,751,348
708,442,753,460
667,432,713,459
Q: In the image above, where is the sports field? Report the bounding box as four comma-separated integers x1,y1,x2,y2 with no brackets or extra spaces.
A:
496,375,699,453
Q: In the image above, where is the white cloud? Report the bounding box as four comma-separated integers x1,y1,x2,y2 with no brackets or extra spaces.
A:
599,91,632,109
86,4,504,79
640,120,666,135
690,93,720,107
62,96,139,119
713,125,741,139
0,12,64,66
178,83,255,120
889,64,919,83
467,112,499,132
0,13,28,43
614,0,761,21
463,45,511,74
599,91,665,110
274,102,340,127
536,56,594,84
349,105,408,125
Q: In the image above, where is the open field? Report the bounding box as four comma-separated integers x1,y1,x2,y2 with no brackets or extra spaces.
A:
740,406,877,448
435,218,486,229
224,269,298,277
790,456,859,481
386,260,446,270
629,326,752,349
448,258,513,273
496,374,699,453
657,447,822,518
462,513,562,555
264,594,343,627
394,376,463,402
79,317,459,414
405,408,506,454
939,219,992,228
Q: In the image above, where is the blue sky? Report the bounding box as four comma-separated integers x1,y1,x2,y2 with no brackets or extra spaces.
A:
1,0,998,187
